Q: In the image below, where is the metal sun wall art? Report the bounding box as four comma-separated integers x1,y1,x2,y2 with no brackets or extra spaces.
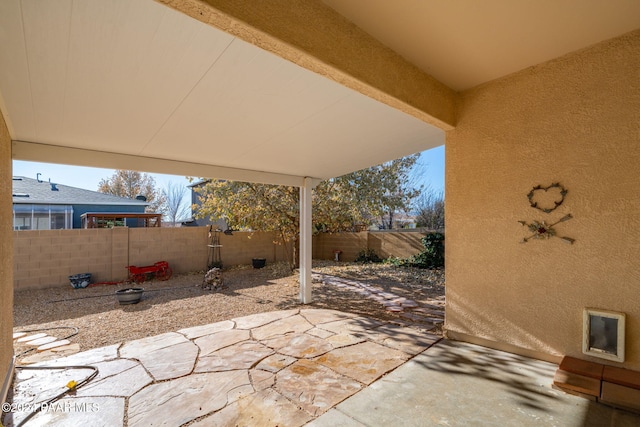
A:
519,182,575,244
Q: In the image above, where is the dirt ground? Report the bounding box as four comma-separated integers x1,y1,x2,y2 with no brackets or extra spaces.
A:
13,261,445,359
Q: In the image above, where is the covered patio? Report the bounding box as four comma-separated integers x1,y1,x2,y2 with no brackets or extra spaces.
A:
6,309,638,426
2,0,640,424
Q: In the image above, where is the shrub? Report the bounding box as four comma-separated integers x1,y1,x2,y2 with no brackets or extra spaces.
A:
409,232,445,269
384,256,410,267
355,248,382,263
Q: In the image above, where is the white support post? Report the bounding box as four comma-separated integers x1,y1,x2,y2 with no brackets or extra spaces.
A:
299,177,313,304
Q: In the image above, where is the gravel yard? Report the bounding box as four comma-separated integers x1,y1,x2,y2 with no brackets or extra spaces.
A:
13,261,445,362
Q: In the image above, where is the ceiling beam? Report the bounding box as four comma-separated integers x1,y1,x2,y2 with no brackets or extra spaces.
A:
12,141,321,187
156,0,457,130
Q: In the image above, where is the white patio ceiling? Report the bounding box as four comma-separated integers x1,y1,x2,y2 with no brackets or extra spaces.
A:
1,0,639,185
0,0,444,186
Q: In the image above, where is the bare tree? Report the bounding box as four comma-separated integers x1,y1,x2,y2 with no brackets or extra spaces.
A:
163,181,191,226
98,170,166,213
414,186,445,231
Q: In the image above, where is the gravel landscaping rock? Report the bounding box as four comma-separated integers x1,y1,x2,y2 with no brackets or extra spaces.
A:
13,261,445,362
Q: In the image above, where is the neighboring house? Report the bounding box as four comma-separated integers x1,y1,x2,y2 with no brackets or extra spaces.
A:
374,212,418,230
12,176,149,230
184,179,227,230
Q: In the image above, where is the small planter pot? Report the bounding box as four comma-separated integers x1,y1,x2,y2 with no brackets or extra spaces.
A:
116,288,144,305
69,273,91,289
252,258,266,269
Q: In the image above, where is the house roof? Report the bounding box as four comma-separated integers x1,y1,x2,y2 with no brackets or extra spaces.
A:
1,1,639,186
11,176,149,206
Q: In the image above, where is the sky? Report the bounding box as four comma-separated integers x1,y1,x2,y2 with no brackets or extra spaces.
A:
12,145,445,194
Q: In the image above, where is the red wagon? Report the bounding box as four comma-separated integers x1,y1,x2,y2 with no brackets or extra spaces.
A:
126,261,172,284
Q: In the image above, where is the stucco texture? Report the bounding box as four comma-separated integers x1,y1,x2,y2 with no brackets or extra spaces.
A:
445,30,640,370
0,109,13,387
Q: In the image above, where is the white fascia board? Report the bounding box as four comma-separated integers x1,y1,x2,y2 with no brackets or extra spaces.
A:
13,141,323,187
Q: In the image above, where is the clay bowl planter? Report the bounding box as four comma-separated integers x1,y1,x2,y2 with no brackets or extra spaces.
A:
116,287,144,305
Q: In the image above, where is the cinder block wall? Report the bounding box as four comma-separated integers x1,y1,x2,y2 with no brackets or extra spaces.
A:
13,227,211,289
14,228,430,289
367,230,427,260
219,231,290,266
312,230,428,261
13,229,119,289
129,227,208,274
13,228,291,289
313,232,368,261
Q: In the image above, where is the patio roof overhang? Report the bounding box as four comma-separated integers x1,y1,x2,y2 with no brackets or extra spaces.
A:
0,0,450,187
2,0,639,184
2,0,639,304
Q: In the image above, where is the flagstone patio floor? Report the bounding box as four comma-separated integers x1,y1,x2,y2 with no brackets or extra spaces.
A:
5,308,640,426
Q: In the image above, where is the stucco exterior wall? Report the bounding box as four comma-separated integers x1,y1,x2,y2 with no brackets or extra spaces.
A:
0,109,14,399
446,30,640,370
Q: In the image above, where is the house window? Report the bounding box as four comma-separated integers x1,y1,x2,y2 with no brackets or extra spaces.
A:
13,204,73,230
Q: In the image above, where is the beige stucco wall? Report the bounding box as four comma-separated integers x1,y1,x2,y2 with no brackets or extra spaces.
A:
0,109,13,396
446,30,640,370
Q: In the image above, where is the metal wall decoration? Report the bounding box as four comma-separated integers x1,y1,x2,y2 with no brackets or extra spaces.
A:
527,182,567,213
519,214,575,244
520,182,575,244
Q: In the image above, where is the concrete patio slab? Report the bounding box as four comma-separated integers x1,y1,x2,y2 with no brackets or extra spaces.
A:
312,339,640,427
5,309,640,426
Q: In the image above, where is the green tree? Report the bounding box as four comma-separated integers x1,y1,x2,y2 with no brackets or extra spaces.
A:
98,170,166,214
194,154,422,267
195,180,300,266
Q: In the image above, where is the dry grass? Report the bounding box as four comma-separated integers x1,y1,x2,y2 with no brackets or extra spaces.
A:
13,261,445,360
